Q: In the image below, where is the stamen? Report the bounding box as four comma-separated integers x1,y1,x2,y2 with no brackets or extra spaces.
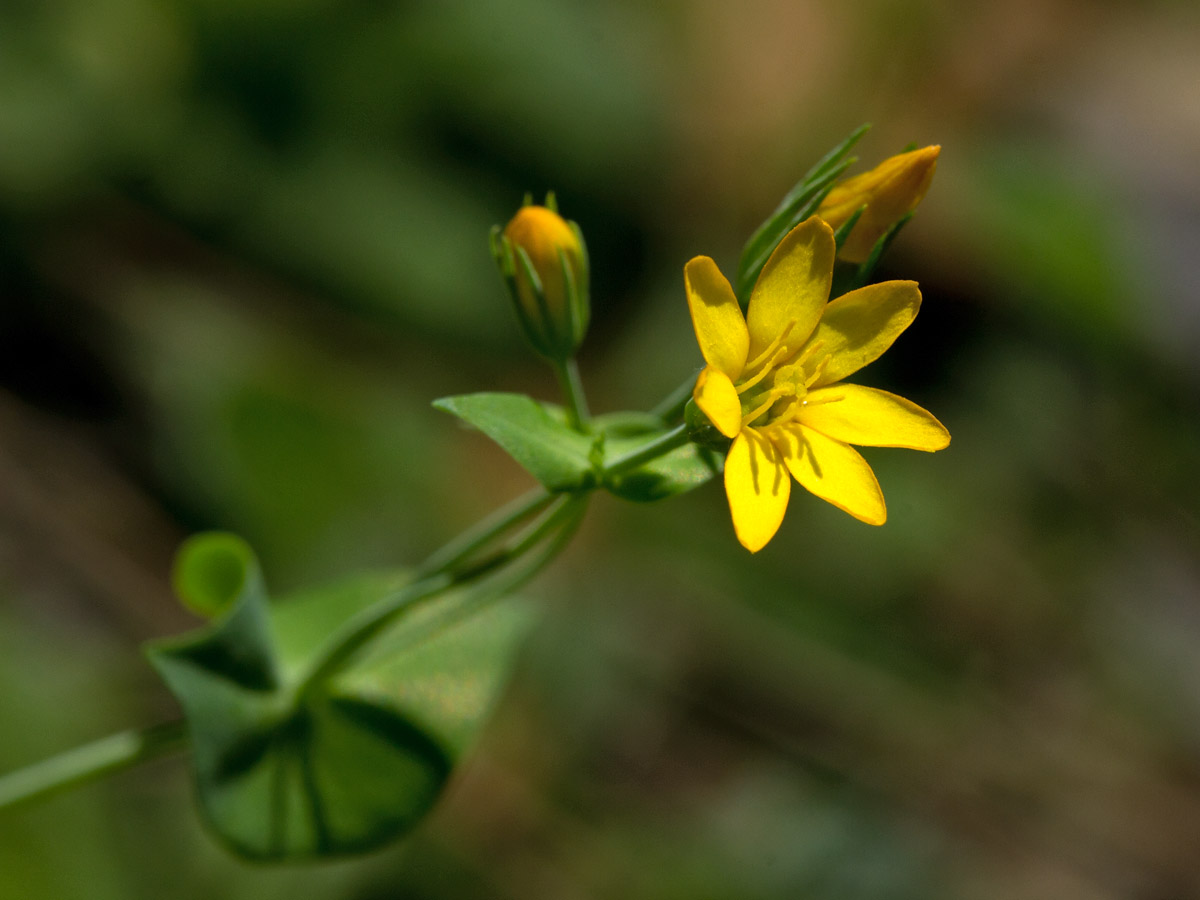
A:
740,386,793,427
803,354,832,388
744,320,797,373
735,344,791,394
773,338,826,371
796,339,826,367
767,405,801,429
801,392,844,407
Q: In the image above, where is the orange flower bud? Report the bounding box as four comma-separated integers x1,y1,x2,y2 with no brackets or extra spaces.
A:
492,201,589,361
819,146,940,263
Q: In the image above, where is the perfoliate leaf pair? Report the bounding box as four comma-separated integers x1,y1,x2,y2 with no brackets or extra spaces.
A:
433,393,720,502
147,535,530,860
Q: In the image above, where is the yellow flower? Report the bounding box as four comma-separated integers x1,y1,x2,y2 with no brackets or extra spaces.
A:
496,204,589,361
687,216,949,552
818,145,940,264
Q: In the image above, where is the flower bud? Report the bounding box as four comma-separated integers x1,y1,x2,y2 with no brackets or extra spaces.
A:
818,145,940,263
491,197,590,362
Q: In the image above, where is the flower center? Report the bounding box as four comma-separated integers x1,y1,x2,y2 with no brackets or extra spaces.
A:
735,338,841,429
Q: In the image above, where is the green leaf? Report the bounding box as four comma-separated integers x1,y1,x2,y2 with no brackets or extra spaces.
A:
734,124,871,302
594,412,721,503
171,532,262,620
146,536,531,860
433,392,596,491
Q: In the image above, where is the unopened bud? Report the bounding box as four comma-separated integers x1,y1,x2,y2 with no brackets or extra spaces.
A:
491,197,590,362
819,145,940,263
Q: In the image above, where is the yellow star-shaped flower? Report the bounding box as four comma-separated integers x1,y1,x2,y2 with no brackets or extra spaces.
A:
687,215,950,552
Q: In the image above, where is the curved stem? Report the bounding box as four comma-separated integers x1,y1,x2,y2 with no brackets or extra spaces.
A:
414,487,552,582
383,496,588,651
649,371,699,423
0,719,187,812
299,493,585,692
553,358,590,431
298,573,456,692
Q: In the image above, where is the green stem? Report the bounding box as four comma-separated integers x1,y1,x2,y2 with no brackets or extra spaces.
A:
649,371,699,423
603,423,690,478
413,487,552,582
454,493,582,582
554,358,590,431
299,494,584,691
382,496,588,652
299,574,456,693
0,719,187,812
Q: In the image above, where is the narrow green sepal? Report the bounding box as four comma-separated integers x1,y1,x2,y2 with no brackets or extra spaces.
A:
807,122,872,182
735,123,872,302
683,398,734,452
735,160,854,304
832,205,866,252
830,211,915,298
513,244,560,357
495,201,591,364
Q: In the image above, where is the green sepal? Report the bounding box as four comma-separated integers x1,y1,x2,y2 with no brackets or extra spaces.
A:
595,412,721,503
433,392,597,491
807,122,872,182
146,534,532,860
734,123,871,303
830,211,915,299
832,205,866,254
433,395,720,502
682,398,733,452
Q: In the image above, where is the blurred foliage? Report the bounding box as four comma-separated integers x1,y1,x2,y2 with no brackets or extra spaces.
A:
2,1,1200,899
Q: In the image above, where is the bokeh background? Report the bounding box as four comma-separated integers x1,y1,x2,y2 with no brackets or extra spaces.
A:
3,0,1200,897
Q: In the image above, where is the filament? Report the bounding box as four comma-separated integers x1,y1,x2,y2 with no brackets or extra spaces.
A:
740,386,793,427
803,354,832,388
743,321,796,374
735,345,790,394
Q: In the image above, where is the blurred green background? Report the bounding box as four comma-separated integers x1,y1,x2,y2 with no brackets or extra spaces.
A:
3,0,1200,897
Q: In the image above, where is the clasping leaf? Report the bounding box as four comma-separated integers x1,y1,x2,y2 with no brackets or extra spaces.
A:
147,534,530,860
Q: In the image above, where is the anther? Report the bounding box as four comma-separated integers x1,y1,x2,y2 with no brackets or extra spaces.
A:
801,392,844,407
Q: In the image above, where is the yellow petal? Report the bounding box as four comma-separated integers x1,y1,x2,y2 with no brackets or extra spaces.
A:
685,256,748,380
798,385,950,450
724,429,790,552
745,216,834,364
693,366,743,439
805,280,921,387
819,146,940,264
774,424,886,525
